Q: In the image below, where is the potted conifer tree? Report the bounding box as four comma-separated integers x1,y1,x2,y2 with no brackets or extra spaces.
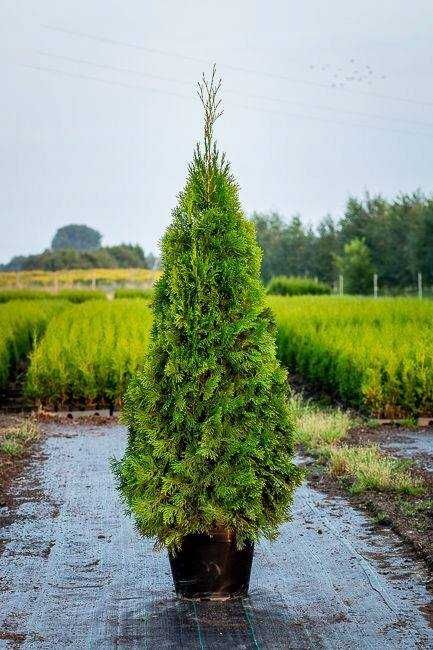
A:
113,67,303,601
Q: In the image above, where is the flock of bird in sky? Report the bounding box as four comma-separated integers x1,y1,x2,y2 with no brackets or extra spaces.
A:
309,59,387,89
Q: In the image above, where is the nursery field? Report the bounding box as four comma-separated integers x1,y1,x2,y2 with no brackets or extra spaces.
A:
0,300,67,390
270,296,433,418
0,288,107,303
0,267,160,290
1,295,433,417
26,299,153,408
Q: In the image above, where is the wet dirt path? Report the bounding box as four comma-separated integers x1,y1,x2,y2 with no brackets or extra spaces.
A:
0,423,432,649
368,427,433,472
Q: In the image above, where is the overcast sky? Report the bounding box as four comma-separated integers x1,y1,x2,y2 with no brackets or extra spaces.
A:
1,1,433,262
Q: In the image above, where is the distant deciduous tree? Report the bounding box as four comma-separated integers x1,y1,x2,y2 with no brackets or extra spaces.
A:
1,244,153,271
335,238,375,295
105,244,148,268
250,191,433,294
312,215,340,284
251,212,315,282
51,224,102,251
251,212,288,282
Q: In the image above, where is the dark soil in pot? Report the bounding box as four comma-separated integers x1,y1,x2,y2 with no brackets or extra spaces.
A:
168,531,254,601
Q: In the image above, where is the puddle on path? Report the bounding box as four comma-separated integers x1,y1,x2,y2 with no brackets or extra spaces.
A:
381,429,433,470
356,426,433,471
0,423,432,649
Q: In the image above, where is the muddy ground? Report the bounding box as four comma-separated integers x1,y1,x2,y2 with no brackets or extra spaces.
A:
349,424,433,469
0,422,432,649
307,424,433,571
0,415,38,506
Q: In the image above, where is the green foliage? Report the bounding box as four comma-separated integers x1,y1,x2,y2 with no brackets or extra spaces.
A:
271,295,433,417
0,300,66,389
14,294,433,419
335,238,375,294
56,289,107,303
252,192,433,293
52,224,102,251
0,289,107,303
1,244,153,272
251,213,318,283
0,289,56,303
339,193,429,289
251,213,296,282
267,275,329,296
313,216,341,284
114,287,154,300
289,394,424,497
290,397,351,454
0,419,39,457
329,444,425,495
26,300,153,407
113,69,303,550
104,245,154,268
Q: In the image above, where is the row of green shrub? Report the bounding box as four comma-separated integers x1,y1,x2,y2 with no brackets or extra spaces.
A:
4,295,433,416
1,279,324,302
267,276,330,296
0,301,67,389
26,300,153,407
270,295,433,417
113,287,154,300
0,289,107,303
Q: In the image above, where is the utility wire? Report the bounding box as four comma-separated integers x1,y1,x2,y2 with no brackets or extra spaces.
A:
36,51,193,88
19,63,191,100
41,23,433,109
18,62,433,139
35,49,433,132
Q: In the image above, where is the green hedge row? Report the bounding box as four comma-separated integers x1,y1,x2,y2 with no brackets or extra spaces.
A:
270,295,433,417
267,276,330,296
0,289,107,303
26,300,153,407
0,301,67,389
113,287,154,300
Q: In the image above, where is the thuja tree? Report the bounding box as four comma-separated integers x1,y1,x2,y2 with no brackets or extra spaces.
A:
113,68,303,550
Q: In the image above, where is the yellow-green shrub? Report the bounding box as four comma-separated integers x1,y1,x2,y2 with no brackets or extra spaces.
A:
0,288,107,303
114,287,154,300
0,300,66,388
26,300,153,407
267,275,330,296
270,296,433,417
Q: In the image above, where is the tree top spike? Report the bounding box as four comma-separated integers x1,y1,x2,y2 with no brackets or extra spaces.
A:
197,64,223,164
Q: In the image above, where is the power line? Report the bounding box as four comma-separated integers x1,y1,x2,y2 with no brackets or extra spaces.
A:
18,62,433,139
36,51,193,89
19,63,191,100
35,50,433,132
41,23,433,109
228,99,433,138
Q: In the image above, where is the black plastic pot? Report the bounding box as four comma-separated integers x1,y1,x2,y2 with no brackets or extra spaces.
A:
168,531,254,601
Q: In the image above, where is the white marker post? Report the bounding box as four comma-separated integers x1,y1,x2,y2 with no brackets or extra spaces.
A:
418,272,422,299
339,274,344,296
373,273,378,298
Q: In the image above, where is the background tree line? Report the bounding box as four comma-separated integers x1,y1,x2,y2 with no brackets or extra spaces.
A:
1,224,157,271
252,191,433,293
3,193,433,291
